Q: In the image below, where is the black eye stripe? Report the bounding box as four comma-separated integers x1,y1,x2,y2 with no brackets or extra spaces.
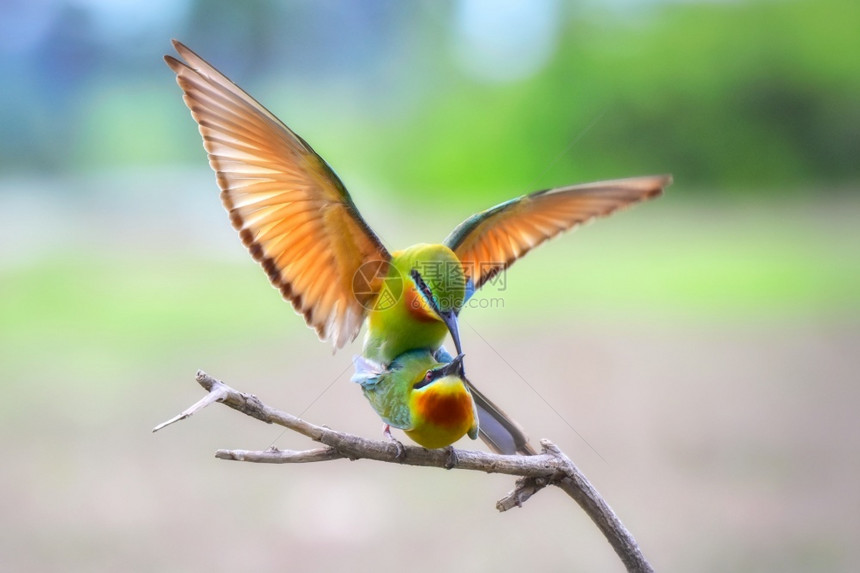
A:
413,370,438,390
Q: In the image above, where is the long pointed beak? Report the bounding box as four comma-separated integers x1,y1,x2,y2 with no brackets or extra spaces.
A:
410,268,465,369
438,308,464,358
439,353,465,378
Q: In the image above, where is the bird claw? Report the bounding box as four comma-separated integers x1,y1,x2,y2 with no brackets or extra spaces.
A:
444,446,458,469
383,424,406,461
391,440,406,461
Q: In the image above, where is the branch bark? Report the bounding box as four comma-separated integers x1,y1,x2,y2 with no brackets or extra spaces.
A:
155,370,654,573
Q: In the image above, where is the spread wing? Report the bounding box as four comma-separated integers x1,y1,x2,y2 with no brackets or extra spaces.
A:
166,41,390,349
444,175,671,294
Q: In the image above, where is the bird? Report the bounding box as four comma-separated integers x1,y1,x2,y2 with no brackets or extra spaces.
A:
352,351,478,451
165,40,670,454
164,40,671,366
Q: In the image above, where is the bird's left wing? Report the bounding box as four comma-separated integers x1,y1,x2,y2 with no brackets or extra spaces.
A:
166,41,390,349
445,175,671,296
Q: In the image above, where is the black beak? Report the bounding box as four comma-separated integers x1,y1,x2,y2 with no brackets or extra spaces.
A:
438,308,464,358
438,353,465,378
410,268,465,362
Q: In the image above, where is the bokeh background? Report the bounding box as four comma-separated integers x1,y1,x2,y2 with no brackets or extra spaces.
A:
2,0,859,571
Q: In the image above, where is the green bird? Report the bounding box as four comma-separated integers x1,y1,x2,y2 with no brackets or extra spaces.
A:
165,40,670,366
166,41,669,454
352,351,478,450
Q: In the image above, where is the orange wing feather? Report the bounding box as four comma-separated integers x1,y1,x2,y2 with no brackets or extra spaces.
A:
445,175,671,291
166,41,390,348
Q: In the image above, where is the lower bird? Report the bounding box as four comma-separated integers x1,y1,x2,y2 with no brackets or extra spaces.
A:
353,351,478,450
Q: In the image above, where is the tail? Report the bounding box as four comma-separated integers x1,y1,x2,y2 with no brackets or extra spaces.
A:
467,380,536,456
434,346,535,455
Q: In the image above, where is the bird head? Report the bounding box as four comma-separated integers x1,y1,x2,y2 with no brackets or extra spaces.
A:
412,353,465,390
410,268,464,359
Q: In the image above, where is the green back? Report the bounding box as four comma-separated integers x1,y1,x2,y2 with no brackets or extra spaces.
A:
354,350,438,430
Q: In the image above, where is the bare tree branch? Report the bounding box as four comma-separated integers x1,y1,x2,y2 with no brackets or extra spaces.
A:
155,370,654,573
496,475,552,510
216,446,344,464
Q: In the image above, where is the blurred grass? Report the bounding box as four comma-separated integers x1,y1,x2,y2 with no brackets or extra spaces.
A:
503,201,860,323
2,196,857,377
2,187,858,572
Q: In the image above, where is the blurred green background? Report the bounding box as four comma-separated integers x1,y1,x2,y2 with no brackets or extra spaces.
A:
2,0,859,571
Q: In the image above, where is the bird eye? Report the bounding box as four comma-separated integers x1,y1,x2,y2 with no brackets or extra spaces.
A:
413,370,436,390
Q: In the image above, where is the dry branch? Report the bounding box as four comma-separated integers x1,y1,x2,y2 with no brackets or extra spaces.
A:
155,370,654,573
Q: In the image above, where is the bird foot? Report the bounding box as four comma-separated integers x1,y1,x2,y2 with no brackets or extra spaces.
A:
383,424,406,461
444,446,458,470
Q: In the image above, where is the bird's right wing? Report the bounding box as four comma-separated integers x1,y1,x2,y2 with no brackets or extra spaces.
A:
166,41,390,348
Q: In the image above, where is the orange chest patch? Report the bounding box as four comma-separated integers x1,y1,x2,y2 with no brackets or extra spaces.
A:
415,389,473,429
404,286,439,323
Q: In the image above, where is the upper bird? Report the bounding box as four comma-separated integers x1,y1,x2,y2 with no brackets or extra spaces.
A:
165,40,671,365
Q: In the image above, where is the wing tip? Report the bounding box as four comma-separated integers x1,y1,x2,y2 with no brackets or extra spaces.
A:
170,39,194,61
163,54,179,69
638,173,673,202
649,173,673,194
164,39,193,71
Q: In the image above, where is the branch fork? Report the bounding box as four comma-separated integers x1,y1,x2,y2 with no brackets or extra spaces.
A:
155,370,654,573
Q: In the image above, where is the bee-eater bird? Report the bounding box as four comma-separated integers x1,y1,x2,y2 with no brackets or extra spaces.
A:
352,351,478,450
164,41,671,366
